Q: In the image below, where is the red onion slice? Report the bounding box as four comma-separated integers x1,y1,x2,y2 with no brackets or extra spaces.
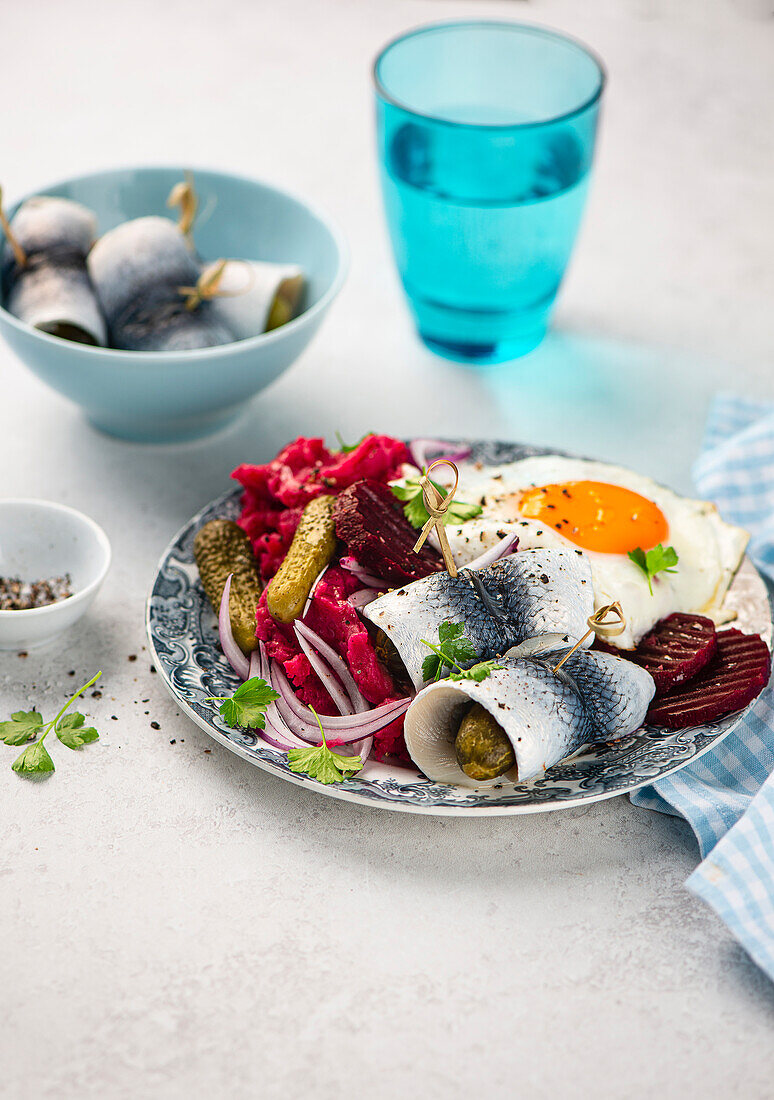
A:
335,736,372,773
270,661,314,721
246,649,309,750
267,668,323,737
218,574,250,680
236,647,380,757
302,563,329,619
243,616,409,766
270,695,409,745
293,626,353,716
356,737,373,765
339,556,387,589
348,588,379,609
259,714,309,752
271,661,409,729
295,705,408,743
269,661,407,744
257,644,271,682
409,438,472,471
465,533,519,571
295,620,369,713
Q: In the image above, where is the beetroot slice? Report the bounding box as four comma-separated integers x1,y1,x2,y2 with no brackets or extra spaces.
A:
333,479,443,585
647,629,770,729
631,613,718,695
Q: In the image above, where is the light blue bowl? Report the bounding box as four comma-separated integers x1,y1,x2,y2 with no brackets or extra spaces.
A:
0,166,347,442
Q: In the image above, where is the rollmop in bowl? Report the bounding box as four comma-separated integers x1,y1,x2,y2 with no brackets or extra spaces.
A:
0,166,347,443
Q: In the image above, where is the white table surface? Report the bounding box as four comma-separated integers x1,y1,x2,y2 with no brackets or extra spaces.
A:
2,0,774,1097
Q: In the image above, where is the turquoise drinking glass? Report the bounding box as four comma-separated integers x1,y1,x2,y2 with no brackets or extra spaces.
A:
374,22,605,363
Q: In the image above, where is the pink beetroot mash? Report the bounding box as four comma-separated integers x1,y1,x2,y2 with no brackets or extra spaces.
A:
233,434,412,761
233,435,409,580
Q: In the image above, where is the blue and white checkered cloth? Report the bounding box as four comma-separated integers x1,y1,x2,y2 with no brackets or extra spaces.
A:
631,394,774,980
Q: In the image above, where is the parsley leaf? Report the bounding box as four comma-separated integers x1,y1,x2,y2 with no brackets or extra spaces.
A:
287,707,362,784
404,488,440,529
287,742,362,784
627,544,679,595
391,477,483,529
207,677,279,729
421,653,442,684
438,620,473,647
448,659,504,683
0,710,44,745
335,431,373,453
12,739,55,775
3,672,102,778
445,499,485,525
56,712,100,749
421,620,479,682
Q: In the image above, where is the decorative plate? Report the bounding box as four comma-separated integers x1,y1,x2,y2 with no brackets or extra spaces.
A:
146,440,772,816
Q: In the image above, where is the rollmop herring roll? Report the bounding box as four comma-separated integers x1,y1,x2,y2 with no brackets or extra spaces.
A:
403,646,654,787
1,196,107,346
206,259,304,339
87,216,234,352
364,548,595,692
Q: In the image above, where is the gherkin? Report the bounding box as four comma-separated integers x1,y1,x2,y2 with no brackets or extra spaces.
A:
194,520,262,654
265,273,304,331
454,702,516,781
265,495,337,624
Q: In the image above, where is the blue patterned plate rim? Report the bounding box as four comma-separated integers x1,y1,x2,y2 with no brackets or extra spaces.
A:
145,439,772,816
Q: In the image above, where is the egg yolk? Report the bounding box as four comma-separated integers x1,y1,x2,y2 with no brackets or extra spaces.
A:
517,481,669,555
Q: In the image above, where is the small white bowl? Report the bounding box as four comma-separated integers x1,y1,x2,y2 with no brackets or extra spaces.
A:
0,500,111,650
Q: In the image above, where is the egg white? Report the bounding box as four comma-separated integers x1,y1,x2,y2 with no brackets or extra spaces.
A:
429,455,749,649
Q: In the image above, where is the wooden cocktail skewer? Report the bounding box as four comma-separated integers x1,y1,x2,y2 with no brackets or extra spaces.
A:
178,258,227,310
552,601,626,673
0,185,27,267
167,172,198,249
412,459,460,578
178,259,256,311
409,461,625,652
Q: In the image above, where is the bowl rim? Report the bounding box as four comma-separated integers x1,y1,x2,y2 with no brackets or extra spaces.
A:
0,163,349,363
0,498,112,620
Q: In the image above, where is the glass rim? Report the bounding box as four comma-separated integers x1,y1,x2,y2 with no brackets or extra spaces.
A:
373,20,607,131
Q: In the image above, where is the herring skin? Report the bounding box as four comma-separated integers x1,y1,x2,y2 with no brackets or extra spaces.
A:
364,547,595,691
87,216,234,352
552,648,655,740
209,260,304,340
404,646,655,787
404,660,593,787
1,196,107,346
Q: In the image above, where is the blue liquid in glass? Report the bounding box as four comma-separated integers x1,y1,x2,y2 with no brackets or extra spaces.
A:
374,23,604,362
380,114,592,362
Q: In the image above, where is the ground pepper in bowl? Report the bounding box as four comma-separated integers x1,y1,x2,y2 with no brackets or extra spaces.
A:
0,574,72,610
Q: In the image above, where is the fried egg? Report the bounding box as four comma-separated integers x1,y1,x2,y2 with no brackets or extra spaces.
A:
432,455,749,649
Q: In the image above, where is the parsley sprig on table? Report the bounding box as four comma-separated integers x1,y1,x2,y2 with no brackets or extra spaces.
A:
627,544,679,595
391,476,483,529
207,677,279,729
421,621,503,684
288,707,362,785
1,671,102,777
